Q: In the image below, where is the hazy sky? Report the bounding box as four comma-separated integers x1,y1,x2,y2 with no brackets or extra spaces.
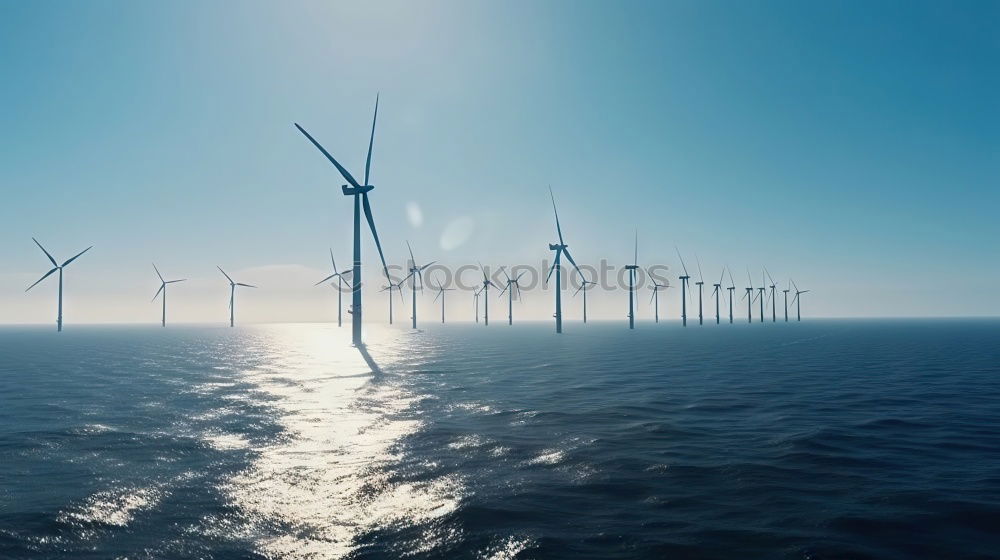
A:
1,0,997,325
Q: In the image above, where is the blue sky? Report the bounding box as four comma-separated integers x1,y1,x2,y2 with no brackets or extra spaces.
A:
1,0,997,324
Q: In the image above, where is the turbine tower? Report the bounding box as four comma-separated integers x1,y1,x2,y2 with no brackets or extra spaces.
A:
546,187,585,333
695,255,705,325
402,241,436,330
218,267,256,327
783,280,791,322
151,263,186,327
711,267,725,325
758,270,767,323
675,247,692,326
791,280,810,321
742,270,754,324
479,263,500,326
649,281,668,323
315,249,352,327
26,238,92,332
498,267,525,325
573,280,596,323
727,267,736,324
625,232,639,329
765,267,777,323
430,278,454,323
295,95,391,346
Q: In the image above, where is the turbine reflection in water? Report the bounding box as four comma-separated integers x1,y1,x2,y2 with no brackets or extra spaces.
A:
215,325,463,558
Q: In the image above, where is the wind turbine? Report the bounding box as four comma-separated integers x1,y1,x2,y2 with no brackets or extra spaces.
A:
625,232,639,329
675,247,692,326
649,280,669,323
573,280,596,324
402,241,435,329
479,263,500,326
151,263,186,327
765,267,777,323
791,280,810,321
727,267,736,324
430,278,454,324
315,249,352,327
695,255,705,325
758,270,767,323
742,269,754,324
25,238,92,332
380,280,404,324
295,95,391,346
783,280,791,322
498,267,525,325
218,267,256,327
711,267,726,325
473,287,482,323
546,187,585,333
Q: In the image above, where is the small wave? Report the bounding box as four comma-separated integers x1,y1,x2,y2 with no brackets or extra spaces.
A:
478,536,535,560
526,449,565,466
58,485,164,528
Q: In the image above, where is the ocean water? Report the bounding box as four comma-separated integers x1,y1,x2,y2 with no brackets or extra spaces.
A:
0,319,998,559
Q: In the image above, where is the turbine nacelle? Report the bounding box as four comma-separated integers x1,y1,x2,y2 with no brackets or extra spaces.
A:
342,184,374,196
549,243,567,251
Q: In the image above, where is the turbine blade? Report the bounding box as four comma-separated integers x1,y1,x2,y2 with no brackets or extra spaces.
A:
152,284,165,302
294,123,361,188
25,267,58,291
167,279,187,283
361,192,391,281
364,93,378,186
548,185,564,245
406,240,415,266
315,273,338,286
562,247,584,278
500,266,511,283
330,249,338,274
32,238,58,267
695,254,704,283
61,246,92,267
434,290,442,302
572,282,584,297
420,261,436,271
674,246,689,276
152,263,164,282
545,256,557,284
218,266,234,284
236,283,257,288
634,230,638,265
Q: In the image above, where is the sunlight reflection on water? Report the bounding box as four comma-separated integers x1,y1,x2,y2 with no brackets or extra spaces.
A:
216,325,463,559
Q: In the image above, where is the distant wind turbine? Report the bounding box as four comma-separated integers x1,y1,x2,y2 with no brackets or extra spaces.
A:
402,241,435,329
791,280,810,321
546,187,585,333
573,280,596,324
783,280,791,322
151,263,186,327
473,287,482,323
479,263,500,326
380,280,404,324
218,267,256,327
695,255,705,325
711,267,725,325
742,269,754,324
675,247,692,327
758,270,767,323
315,249,352,327
498,267,526,325
649,280,669,323
727,267,736,324
430,278,454,323
295,95,391,346
626,232,639,329
765,267,777,323
25,238,92,332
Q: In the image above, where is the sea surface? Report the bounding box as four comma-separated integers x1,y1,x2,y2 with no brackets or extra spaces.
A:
1,319,998,559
